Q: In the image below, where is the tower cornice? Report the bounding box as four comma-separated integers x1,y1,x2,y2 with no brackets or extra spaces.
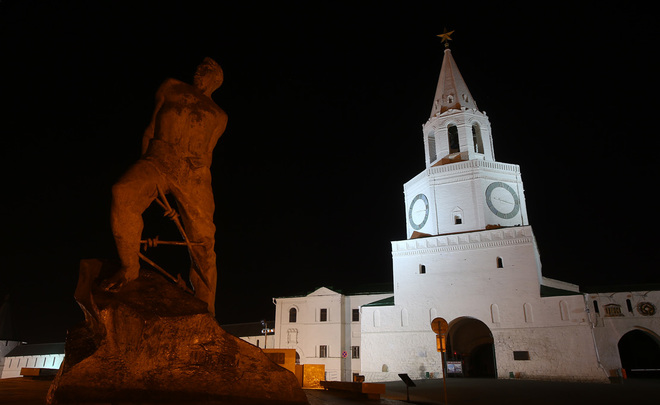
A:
392,226,534,257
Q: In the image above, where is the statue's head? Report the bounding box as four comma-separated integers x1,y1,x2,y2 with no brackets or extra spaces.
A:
193,57,223,93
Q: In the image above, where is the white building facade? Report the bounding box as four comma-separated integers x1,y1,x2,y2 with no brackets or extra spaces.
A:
273,287,392,382
359,44,660,383
1,342,65,379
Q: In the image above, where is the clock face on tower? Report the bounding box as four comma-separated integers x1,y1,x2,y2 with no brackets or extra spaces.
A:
409,193,430,230
485,182,521,219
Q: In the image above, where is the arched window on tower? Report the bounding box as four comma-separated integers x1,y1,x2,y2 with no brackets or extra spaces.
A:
472,123,484,154
448,124,460,154
427,131,437,162
289,308,297,323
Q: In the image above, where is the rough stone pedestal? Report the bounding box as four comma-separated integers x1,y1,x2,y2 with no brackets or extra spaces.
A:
47,259,308,405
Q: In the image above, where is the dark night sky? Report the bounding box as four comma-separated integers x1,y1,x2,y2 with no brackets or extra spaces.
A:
1,1,657,343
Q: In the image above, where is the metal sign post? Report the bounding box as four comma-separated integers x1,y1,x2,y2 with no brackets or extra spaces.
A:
431,317,449,405
397,373,416,402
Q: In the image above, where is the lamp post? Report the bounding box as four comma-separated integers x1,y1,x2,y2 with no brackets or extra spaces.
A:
261,320,274,348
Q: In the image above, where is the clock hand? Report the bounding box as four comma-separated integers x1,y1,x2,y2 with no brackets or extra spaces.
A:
494,197,513,205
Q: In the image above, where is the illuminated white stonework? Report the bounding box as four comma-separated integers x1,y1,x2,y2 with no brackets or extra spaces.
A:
273,287,392,382
404,159,528,238
0,342,64,379
360,46,660,383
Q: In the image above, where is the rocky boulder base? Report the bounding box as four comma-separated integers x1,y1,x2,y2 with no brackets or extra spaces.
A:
47,259,308,405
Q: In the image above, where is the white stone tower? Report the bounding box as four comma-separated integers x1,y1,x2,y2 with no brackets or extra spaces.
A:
405,43,528,239
360,34,604,383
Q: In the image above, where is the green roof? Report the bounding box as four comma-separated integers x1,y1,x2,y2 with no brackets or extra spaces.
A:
6,343,65,357
540,285,581,297
362,296,395,307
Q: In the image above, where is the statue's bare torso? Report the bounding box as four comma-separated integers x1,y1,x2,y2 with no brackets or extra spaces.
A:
145,78,227,170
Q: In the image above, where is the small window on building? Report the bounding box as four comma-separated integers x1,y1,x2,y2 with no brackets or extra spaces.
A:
513,351,530,360
626,299,634,313
419,264,426,274
320,308,328,322
289,307,297,323
497,257,504,268
452,207,464,225
352,308,360,322
352,346,360,359
593,300,600,314
319,345,328,358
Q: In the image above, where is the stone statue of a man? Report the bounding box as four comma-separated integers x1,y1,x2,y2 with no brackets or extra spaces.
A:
103,57,227,315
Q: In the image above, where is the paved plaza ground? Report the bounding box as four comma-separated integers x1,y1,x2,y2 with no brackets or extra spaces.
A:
380,377,660,405
2,376,659,405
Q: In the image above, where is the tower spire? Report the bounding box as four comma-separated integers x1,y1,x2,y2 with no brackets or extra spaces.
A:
429,30,478,118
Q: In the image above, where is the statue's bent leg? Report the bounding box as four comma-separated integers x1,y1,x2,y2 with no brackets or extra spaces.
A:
106,160,163,289
172,174,216,315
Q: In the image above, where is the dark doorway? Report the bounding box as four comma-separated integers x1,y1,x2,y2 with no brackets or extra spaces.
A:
446,317,496,378
618,329,660,378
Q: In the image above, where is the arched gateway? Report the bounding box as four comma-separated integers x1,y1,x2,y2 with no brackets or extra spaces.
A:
618,329,660,378
446,317,496,378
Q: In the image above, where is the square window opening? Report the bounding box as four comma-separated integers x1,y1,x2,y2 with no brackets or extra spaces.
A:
513,351,530,360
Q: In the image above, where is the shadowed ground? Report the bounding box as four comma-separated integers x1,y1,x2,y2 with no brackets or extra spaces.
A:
381,377,660,405
3,377,660,405
1,378,54,405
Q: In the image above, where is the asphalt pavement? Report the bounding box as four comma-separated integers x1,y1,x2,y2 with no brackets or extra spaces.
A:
379,377,660,405
2,376,659,405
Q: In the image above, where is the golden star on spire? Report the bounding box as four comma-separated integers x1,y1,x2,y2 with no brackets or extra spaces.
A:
437,28,454,48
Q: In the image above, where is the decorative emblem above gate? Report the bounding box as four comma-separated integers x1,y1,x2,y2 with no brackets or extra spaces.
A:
637,302,656,316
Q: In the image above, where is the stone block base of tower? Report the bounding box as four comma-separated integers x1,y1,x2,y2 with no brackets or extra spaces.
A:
47,259,308,405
